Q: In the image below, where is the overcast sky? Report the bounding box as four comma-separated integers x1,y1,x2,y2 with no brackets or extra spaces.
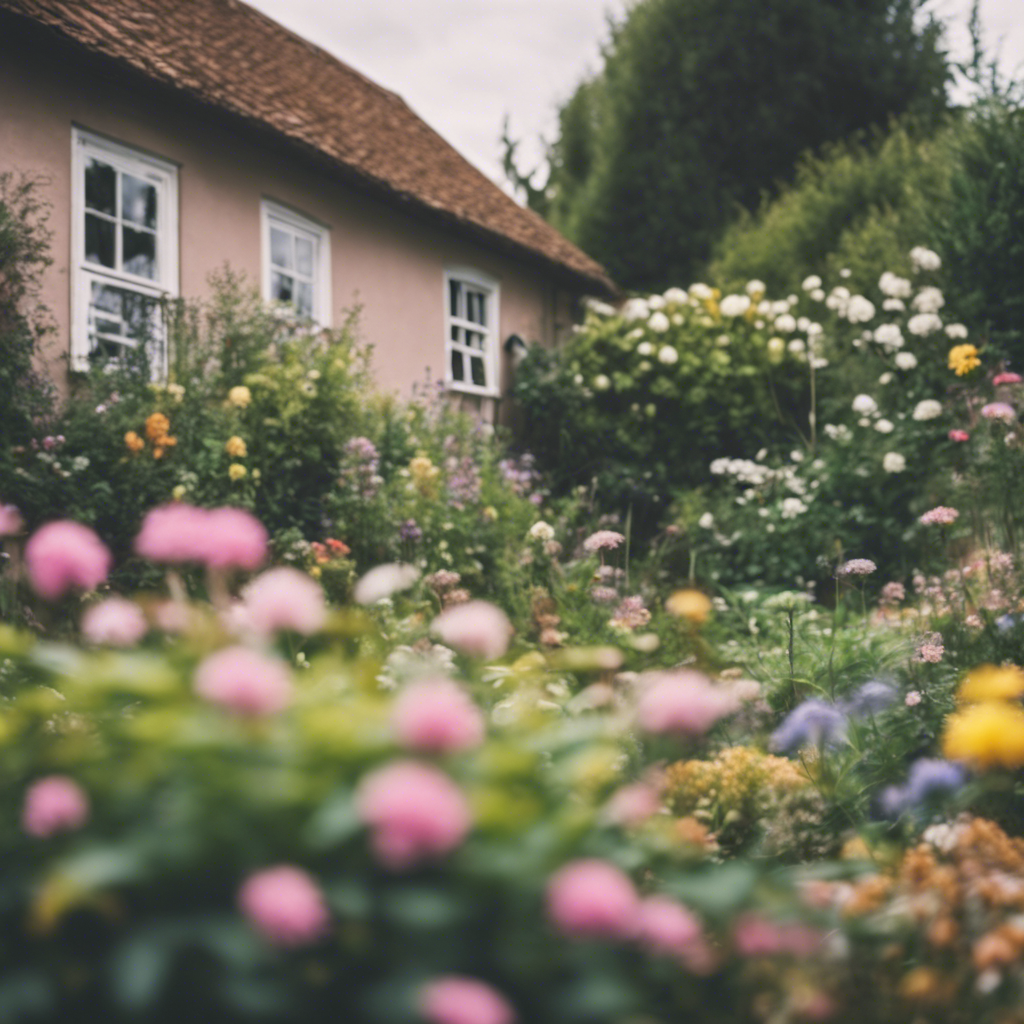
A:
245,0,1023,191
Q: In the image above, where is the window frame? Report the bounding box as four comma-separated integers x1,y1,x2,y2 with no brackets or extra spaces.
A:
70,127,179,376
444,267,500,398
260,199,332,327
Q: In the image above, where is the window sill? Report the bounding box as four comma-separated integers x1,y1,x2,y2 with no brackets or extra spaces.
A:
446,380,501,400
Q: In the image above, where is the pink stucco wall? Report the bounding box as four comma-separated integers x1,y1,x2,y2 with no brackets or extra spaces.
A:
0,16,581,419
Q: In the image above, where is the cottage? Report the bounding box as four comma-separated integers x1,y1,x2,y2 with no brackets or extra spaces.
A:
0,0,614,421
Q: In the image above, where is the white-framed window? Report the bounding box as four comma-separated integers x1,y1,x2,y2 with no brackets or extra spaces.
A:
261,200,331,325
70,127,178,376
445,268,500,397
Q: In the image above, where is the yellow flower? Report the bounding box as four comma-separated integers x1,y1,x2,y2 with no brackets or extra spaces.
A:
124,431,144,454
948,344,980,377
145,413,171,442
227,385,252,408
167,383,185,403
957,664,1024,703
228,463,247,482
942,700,1024,768
409,455,440,497
224,436,248,458
171,485,187,501
482,506,498,522
666,589,712,624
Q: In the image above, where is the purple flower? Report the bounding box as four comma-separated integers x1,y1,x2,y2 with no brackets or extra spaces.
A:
583,530,626,554
399,519,423,543
881,758,966,817
771,699,847,752
847,681,897,717
837,558,876,577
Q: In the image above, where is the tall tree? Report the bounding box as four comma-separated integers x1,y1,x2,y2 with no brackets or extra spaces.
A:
515,0,950,290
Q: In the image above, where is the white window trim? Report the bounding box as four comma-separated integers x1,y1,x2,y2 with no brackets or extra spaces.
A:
444,267,500,398
70,127,179,375
260,199,332,327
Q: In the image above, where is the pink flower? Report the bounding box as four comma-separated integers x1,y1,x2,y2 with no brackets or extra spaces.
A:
432,601,512,660
392,678,485,753
636,671,738,736
356,760,471,869
194,646,293,715
919,506,959,526
203,508,268,571
993,372,1022,386
582,530,625,554
241,567,326,635
913,632,944,664
879,581,905,606
0,503,24,537
733,914,823,958
238,866,330,946
603,783,661,827
419,977,516,1024
905,690,922,707
546,859,640,940
948,429,970,442
81,597,148,646
24,520,112,599
22,776,89,838
134,503,211,563
981,402,1016,422
636,896,702,958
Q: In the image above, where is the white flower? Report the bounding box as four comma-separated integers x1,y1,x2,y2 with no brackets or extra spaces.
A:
873,324,904,350
883,452,907,473
802,275,822,291
810,288,825,302
528,521,556,542
912,286,945,314
895,351,918,370
698,512,714,529
874,419,895,434
689,283,713,300
790,450,804,462
840,268,852,278
825,286,851,315
585,298,616,317
716,334,731,347
672,314,683,325
878,372,893,385
621,297,650,321
746,280,766,296
780,497,808,519
647,294,666,310
663,287,688,304
593,374,611,391
627,327,644,341
720,294,751,317
807,322,823,337
882,298,906,312
878,272,912,298
353,563,420,604
846,296,876,323
912,399,943,421
770,300,791,316
788,339,806,354
910,246,941,272
767,337,785,358
657,345,678,365
852,394,878,415
945,323,968,339
637,341,654,357
648,311,670,332
774,313,797,333
824,424,852,442
908,312,943,336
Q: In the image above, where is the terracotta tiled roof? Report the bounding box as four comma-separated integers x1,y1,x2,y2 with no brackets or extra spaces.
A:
1,0,615,295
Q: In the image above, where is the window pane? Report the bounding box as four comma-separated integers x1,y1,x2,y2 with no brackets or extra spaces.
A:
271,271,294,303
123,226,157,279
85,213,116,268
466,330,485,351
121,173,158,229
270,226,293,270
85,159,116,216
451,349,465,382
295,236,314,277
467,290,487,326
88,280,159,352
449,279,461,318
450,324,460,342
295,280,314,318
470,356,486,387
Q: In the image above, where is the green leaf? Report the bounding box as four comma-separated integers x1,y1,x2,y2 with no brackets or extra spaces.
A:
304,789,361,849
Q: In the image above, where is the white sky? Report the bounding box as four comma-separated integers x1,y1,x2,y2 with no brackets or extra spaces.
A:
245,0,1024,190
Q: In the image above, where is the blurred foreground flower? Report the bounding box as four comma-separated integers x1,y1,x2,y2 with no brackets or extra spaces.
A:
943,701,1024,769
25,520,112,599
241,566,326,635
23,776,89,838
135,504,267,570
194,646,293,716
432,601,512,660
353,562,419,604
546,859,639,940
392,678,485,753
665,589,712,624
636,671,738,736
419,977,515,1024
81,597,148,647
238,866,329,947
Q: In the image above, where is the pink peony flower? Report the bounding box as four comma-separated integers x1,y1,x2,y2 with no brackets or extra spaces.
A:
134,503,211,563
392,678,485,753
636,896,702,958
0,502,24,537
432,601,512,660
981,402,1016,423
81,597,148,646
194,646,293,715
203,508,268,571
919,506,959,526
24,520,112,599
419,976,516,1024
241,567,327,635
636,670,738,736
582,530,625,554
355,760,471,869
238,865,330,946
993,372,1022,386
22,775,89,837
733,914,824,958
603,783,661,827
546,859,640,940
948,429,970,442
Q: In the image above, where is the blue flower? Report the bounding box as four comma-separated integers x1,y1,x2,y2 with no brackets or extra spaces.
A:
847,680,898,717
880,758,967,818
771,699,847,752
997,613,1018,634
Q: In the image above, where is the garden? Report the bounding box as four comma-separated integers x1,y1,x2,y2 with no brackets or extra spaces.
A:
4,87,1024,1023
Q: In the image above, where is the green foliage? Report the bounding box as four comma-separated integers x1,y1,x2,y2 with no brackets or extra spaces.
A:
522,0,949,289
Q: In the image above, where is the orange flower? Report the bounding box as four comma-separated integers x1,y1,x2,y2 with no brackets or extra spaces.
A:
124,431,144,454
145,413,171,442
